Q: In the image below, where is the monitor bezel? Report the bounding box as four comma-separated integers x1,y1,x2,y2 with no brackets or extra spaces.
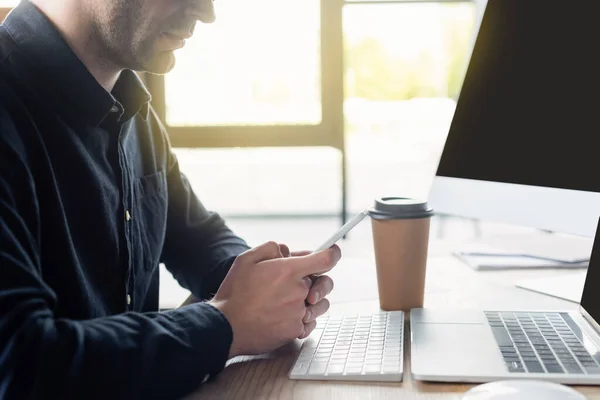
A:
429,177,600,238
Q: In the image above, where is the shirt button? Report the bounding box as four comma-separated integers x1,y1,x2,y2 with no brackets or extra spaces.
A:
201,374,210,384
126,294,132,305
125,210,131,221
110,105,119,113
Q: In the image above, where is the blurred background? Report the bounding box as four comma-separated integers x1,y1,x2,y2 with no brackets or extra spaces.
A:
161,0,480,218
0,0,491,245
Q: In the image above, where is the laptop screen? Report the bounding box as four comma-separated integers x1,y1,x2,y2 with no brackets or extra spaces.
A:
580,218,600,326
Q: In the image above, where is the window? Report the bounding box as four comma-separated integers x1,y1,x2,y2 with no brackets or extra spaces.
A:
169,1,478,217
148,0,342,150
165,0,322,127
156,0,346,217
344,2,477,211
172,147,342,217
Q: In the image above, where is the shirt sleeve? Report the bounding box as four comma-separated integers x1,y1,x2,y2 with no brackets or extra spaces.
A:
160,145,251,301
0,137,232,400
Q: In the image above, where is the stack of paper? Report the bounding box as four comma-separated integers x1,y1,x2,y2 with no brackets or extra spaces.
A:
454,242,589,271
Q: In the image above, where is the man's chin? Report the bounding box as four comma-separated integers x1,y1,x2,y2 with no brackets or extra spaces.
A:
141,52,177,75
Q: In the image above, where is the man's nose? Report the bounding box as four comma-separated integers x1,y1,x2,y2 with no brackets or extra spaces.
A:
189,0,216,23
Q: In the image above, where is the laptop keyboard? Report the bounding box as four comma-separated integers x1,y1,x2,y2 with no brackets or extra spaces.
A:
486,312,600,374
289,312,404,381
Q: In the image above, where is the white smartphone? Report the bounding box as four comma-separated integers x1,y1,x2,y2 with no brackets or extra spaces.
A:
313,209,370,253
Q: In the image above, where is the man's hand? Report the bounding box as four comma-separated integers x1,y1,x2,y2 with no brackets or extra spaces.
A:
278,245,335,339
209,241,341,359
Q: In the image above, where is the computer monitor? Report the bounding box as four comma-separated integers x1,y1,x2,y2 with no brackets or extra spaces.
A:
428,0,600,238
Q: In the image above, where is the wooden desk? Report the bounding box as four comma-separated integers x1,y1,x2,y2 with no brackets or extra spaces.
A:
187,248,599,399
1,8,11,23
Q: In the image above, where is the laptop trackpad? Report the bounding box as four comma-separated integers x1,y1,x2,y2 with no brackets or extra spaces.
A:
412,322,506,380
411,308,487,324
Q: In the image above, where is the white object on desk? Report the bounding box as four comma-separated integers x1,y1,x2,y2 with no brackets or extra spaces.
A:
462,380,588,400
289,311,404,382
454,242,589,270
483,234,594,264
455,252,588,271
515,272,587,304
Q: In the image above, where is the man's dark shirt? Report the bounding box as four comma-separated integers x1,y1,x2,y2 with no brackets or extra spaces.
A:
0,2,250,399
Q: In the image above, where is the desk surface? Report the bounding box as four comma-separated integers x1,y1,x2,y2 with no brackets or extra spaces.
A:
0,7,10,22
187,246,598,400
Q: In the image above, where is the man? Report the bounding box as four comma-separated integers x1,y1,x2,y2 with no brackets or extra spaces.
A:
0,0,340,399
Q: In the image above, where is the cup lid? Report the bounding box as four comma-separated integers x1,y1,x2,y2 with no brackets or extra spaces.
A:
369,197,434,220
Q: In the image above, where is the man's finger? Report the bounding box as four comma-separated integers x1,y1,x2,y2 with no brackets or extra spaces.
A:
287,245,342,277
279,244,291,258
304,298,330,323
306,275,334,305
243,241,284,264
291,250,311,257
302,276,313,292
298,320,317,339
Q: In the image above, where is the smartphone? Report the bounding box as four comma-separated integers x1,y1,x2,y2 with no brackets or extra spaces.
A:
313,209,370,253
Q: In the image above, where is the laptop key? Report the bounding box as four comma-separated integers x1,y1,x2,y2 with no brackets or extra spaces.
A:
491,327,513,347
581,361,598,368
563,363,583,374
544,364,564,373
506,362,525,373
524,361,545,373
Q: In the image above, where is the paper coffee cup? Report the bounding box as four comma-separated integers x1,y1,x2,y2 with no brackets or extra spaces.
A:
369,197,434,311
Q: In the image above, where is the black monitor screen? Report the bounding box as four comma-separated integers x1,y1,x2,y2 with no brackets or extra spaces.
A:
436,1,600,193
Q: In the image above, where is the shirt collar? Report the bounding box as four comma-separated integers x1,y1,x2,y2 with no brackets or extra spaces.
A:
3,1,152,126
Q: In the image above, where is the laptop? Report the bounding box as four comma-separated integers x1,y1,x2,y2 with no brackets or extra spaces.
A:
410,220,600,384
